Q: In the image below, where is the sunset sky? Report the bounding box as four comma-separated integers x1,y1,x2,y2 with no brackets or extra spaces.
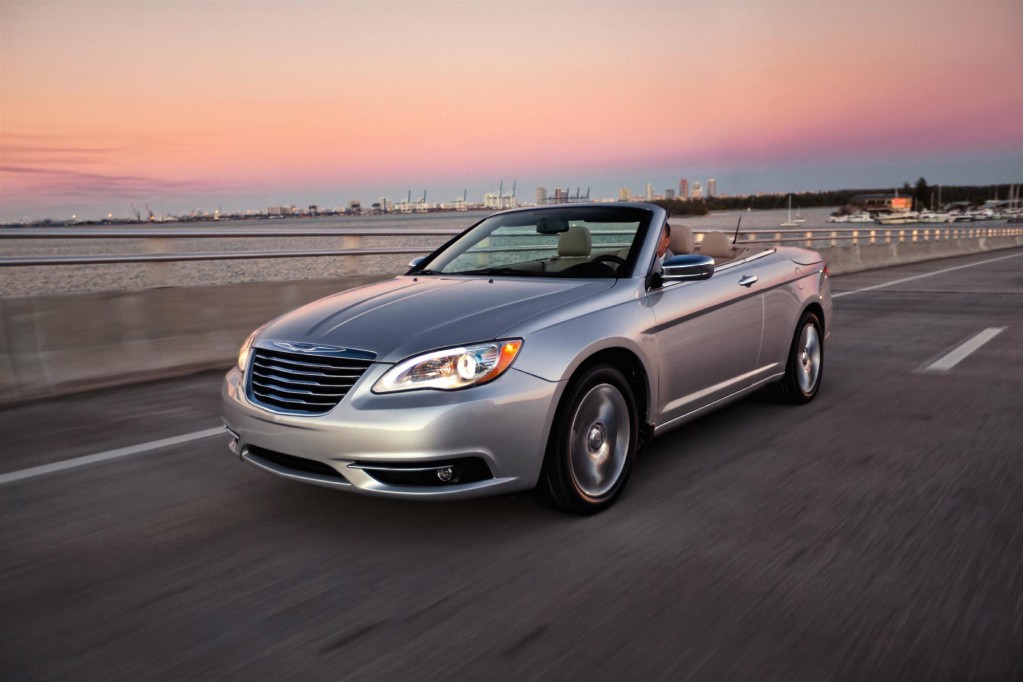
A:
1,0,1021,221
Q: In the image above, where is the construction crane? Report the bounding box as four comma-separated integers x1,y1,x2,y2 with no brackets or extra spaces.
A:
499,180,516,209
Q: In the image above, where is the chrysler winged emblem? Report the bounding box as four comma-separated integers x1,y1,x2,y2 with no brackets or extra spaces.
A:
272,341,349,354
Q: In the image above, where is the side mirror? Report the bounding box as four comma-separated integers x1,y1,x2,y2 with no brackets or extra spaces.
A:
408,256,426,268
662,254,715,281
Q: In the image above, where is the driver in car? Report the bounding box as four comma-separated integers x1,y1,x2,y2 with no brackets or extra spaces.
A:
653,222,673,274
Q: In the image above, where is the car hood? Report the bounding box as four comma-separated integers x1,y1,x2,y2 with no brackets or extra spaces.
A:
258,276,613,362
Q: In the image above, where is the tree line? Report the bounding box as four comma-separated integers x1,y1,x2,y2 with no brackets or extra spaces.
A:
653,180,1020,216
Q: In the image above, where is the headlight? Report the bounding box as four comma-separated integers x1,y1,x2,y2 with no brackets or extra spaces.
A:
236,325,266,372
373,340,523,393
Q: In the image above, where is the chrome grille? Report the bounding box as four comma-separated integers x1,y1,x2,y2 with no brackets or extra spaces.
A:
247,347,374,415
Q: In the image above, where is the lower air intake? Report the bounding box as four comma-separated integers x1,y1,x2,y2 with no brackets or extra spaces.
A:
246,445,344,479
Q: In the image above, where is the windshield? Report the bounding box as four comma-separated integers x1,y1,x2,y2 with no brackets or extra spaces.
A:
413,206,653,278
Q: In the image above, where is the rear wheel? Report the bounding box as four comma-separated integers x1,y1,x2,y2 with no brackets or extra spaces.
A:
536,365,639,514
771,310,824,404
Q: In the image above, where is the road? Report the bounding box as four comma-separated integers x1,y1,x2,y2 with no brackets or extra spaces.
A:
1,249,1021,680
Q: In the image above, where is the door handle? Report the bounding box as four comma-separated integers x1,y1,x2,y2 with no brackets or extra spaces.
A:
738,275,758,288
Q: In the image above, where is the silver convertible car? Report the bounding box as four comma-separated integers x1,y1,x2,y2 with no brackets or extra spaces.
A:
222,203,831,514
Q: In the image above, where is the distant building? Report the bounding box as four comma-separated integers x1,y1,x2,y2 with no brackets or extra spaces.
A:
645,183,654,202
484,192,502,209
619,187,631,202
707,179,717,198
553,187,569,204
849,194,914,213
692,182,703,199
679,178,689,199
666,189,675,200
536,187,547,205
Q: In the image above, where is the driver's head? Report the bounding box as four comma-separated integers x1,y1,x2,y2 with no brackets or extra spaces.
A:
657,222,672,258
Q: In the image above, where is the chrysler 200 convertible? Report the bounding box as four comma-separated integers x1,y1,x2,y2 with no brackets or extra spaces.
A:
221,203,831,513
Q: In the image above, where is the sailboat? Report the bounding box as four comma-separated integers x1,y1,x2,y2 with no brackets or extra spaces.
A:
780,195,805,227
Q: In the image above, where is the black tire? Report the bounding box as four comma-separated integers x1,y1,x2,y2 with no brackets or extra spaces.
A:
771,310,824,404
535,365,639,515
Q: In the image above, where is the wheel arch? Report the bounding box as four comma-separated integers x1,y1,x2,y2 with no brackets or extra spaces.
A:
562,346,653,445
803,300,826,337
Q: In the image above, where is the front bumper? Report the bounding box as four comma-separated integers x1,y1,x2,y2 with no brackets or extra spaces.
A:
221,363,561,500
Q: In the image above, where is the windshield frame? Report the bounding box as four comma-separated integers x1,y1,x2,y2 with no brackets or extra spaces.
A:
407,205,657,280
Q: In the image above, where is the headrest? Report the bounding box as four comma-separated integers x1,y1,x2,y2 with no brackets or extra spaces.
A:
558,225,591,257
699,231,736,259
669,224,694,255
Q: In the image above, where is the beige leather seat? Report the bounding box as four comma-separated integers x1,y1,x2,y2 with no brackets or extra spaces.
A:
669,224,694,255
547,225,591,271
697,231,737,259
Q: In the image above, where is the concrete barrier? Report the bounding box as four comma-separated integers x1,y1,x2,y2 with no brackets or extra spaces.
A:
821,235,1022,274
0,275,390,404
1,237,1020,404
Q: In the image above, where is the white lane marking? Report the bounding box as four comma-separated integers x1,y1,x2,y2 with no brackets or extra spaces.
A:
832,252,1022,298
925,327,1007,372
0,427,224,486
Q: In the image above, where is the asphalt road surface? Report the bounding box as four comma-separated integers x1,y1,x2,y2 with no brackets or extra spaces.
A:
2,249,1021,680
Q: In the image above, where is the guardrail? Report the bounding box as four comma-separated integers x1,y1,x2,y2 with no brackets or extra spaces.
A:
0,227,463,267
1,224,1020,267
730,225,1023,247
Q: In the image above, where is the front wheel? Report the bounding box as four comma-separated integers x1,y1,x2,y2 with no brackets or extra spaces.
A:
536,365,639,515
771,310,824,404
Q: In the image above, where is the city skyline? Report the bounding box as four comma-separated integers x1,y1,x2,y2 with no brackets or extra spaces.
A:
1,1,1021,222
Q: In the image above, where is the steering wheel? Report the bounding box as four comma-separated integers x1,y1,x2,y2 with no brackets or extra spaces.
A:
591,254,627,268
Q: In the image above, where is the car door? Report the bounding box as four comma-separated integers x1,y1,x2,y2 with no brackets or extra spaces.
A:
646,264,765,426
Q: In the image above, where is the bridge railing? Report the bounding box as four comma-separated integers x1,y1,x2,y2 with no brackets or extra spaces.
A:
0,227,463,267
1,224,1021,267
727,225,1023,248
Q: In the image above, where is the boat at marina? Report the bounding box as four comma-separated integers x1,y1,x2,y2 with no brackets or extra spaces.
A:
874,211,921,225
916,210,955,223
962,208,995,221
829,211,873,223
847,212,874,223
780,195,805,227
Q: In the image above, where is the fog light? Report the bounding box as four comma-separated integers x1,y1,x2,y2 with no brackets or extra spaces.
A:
437,465,455,483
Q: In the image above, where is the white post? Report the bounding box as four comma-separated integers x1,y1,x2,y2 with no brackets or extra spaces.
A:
144,237,171,288
343,235,361,274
